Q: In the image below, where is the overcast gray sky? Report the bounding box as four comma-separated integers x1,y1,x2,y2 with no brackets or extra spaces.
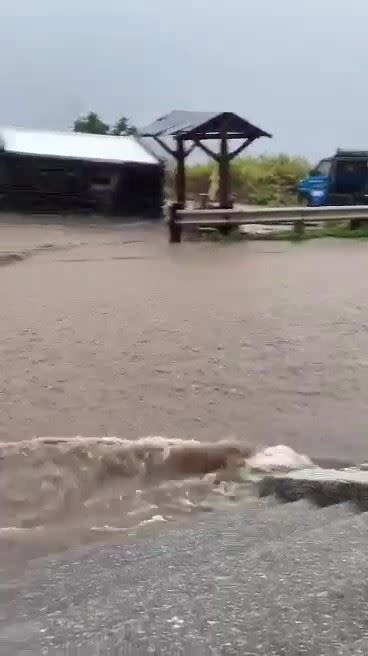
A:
1,0,367,161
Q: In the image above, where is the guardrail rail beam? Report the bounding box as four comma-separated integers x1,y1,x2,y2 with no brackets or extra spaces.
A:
167,203,368,243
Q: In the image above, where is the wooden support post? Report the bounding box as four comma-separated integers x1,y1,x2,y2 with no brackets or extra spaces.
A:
168,202,182,243
199,193,208,209
218,135,232,209
175,138,186,208
293,219,305,238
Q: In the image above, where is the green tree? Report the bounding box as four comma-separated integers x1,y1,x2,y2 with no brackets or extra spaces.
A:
73,112,110,135
110,116,137,136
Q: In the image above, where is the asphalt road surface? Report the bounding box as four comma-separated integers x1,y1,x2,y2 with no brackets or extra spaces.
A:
1,498,368,655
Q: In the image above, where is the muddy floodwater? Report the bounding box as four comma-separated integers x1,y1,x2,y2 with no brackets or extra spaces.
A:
1,216,368,556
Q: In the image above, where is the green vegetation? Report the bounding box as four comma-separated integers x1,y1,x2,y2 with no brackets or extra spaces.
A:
73,112,137,136
230,155,309,206
258,224,368,241
199,223,368,243
167,154,310,206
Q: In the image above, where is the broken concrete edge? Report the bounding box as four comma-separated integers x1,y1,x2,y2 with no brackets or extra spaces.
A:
257,468,368,510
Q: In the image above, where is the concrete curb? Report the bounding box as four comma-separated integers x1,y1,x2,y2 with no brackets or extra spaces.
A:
258,468,368,510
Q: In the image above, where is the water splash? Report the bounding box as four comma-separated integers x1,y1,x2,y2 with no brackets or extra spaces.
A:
0,436,312,556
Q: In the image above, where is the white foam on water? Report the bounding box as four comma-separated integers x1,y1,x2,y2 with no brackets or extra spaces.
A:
246,444,314,472
0,436,312,555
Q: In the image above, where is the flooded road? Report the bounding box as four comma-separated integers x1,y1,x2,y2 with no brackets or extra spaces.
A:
0,219,368,553
1,221,367,457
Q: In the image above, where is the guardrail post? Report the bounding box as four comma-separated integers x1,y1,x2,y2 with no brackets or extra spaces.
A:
168,202,182,243
293,219,305,238
350,218,362,230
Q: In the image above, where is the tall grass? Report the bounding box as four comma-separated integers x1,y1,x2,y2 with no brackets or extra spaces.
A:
166,154,310,206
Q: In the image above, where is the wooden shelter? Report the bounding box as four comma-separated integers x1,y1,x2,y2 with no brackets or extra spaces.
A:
139,110,271,208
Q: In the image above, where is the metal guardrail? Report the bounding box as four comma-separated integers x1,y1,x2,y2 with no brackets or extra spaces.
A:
168,204,368,242
177,205,368,221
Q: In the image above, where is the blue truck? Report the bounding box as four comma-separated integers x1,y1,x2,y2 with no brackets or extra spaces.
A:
298,150,368,206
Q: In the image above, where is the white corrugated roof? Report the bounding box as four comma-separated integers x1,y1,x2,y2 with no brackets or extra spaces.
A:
0,127,158,166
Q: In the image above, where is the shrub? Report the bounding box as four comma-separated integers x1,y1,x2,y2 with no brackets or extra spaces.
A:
166,154,310,206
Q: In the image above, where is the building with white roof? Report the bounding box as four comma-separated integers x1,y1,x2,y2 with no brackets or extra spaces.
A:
0,127,163,217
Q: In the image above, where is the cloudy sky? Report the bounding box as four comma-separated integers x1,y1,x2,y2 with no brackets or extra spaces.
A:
1,0,367,161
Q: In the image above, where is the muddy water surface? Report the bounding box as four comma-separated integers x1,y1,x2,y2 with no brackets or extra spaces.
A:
1,218,368,556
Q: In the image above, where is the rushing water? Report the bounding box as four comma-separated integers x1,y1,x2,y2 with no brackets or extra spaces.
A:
1,221,368,557
0,435,313,563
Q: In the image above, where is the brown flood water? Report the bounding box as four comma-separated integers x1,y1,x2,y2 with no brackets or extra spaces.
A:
1,217,368,557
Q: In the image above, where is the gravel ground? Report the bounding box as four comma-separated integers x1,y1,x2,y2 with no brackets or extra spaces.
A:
1,499,368,655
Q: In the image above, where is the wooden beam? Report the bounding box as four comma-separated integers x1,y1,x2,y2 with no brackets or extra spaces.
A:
184,142,196,158
193,140,220,162
153,136,195,160
183,132,254,141
153,136,177,159
228,137,256,161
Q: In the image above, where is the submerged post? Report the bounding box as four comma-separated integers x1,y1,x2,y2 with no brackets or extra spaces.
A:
218,134,232,209
175,137,186,208
293,219,305,238
168,202,182,243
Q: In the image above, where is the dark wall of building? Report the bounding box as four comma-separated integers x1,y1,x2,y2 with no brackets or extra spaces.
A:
0,153,163,218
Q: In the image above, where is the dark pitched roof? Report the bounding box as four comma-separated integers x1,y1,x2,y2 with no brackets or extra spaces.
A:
336,149,368,158
139,110,271,140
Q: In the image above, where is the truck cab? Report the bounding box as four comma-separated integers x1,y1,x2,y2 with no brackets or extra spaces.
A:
298,150,368,206
298,158,332,206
